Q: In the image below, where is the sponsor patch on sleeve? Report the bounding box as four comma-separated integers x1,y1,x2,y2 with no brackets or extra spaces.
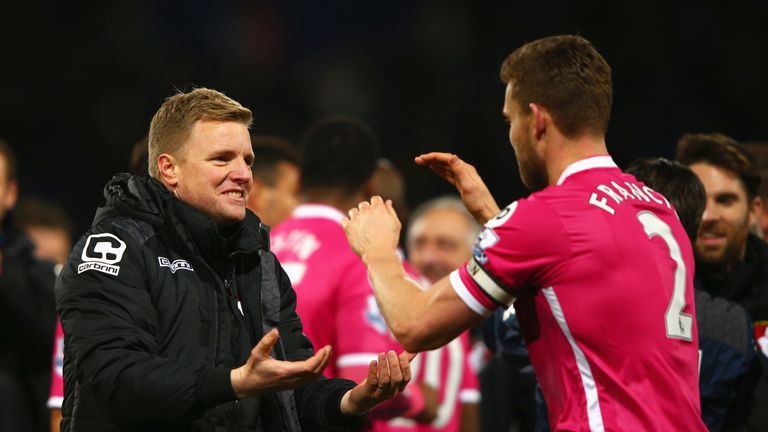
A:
472,227,500,264
77,233,127,276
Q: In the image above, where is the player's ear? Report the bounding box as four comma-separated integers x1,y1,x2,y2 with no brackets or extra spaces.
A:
529,103,547,140
157,154,179,188
748,196,763,227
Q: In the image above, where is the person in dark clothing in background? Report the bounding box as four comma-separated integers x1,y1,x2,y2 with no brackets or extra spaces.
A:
13,197,76,432
0,138,57,432
677,134,768,431
56,88,413,432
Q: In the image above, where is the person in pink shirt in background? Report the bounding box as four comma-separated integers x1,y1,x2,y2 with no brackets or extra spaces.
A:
271,117,438,429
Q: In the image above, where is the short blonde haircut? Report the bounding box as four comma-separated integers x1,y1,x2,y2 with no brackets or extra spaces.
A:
147,88,253,178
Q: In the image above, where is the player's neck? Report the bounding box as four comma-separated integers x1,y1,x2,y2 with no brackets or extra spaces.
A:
545,135,608,186
302,188,364,214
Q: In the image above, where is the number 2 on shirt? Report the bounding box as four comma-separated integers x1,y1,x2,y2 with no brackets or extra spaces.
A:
637,211,693,341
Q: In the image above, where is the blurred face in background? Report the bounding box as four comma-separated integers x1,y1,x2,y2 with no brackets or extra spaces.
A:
24,226,71,265
407,208,473,284
690,162,761,268
247,161,300,227
0,155,18,225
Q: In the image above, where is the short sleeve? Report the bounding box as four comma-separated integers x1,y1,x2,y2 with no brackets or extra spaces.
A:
450,198,568,316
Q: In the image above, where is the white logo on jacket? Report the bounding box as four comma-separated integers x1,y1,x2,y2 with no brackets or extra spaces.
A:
78,233,126,276
158,257,194,274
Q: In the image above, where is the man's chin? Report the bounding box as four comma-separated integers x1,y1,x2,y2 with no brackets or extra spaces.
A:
694,250,729,267
215,210,246,225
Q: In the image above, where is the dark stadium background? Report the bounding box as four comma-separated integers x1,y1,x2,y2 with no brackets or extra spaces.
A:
2,0,768,236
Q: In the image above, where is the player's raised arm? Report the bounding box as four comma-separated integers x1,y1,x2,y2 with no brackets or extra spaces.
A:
415,152,500,225
343,196,483,351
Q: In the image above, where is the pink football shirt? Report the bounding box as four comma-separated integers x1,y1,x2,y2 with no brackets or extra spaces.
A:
271,204,401,378
451,156,705,431
48,318,64,409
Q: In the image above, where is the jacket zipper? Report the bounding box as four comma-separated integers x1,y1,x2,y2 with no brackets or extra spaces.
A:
211,287,219,368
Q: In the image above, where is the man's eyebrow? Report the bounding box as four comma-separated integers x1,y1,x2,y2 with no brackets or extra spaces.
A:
714,191,740,200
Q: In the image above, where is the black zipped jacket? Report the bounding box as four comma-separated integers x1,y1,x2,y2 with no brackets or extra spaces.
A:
56,174,362,432
695,234,768,431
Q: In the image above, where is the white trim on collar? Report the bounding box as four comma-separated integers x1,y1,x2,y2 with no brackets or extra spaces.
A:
556,155,618,186
291,204,346,224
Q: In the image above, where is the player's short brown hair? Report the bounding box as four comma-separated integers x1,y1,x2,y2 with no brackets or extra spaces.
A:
500,35,613,138
148,88,253,178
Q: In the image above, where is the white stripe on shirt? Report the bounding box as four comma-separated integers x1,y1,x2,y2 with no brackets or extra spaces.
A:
449,270,491,316
47,396,63,409
460,389,481,403
336,353,379,368
543,287,605,432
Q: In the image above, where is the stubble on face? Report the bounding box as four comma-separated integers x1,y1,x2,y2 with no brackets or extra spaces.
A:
504,84,547,191
695,210,751,268
515,131,548,191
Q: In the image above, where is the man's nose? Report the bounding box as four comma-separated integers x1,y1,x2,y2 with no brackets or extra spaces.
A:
231,161,253,183
701,199,718,222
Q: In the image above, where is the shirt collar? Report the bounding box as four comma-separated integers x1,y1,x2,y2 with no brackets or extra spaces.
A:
291,204,346,224
556,155,618,185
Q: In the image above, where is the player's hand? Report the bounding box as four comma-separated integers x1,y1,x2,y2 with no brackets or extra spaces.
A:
343,196,401,259
230,328,331,398
415,152,500,225
340,350,416,416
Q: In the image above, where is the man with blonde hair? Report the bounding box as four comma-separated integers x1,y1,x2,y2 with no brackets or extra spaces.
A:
57,88,412,432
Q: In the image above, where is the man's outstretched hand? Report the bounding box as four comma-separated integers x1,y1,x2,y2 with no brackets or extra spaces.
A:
415,152,500,225
343,196,401,260
340,350,416,416
230,328,331,399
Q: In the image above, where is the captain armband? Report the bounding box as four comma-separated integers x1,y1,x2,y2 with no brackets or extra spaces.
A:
465,257,515,307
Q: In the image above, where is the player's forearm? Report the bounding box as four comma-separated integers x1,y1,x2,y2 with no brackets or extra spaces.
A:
362,251,438,351
474,199,501,226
